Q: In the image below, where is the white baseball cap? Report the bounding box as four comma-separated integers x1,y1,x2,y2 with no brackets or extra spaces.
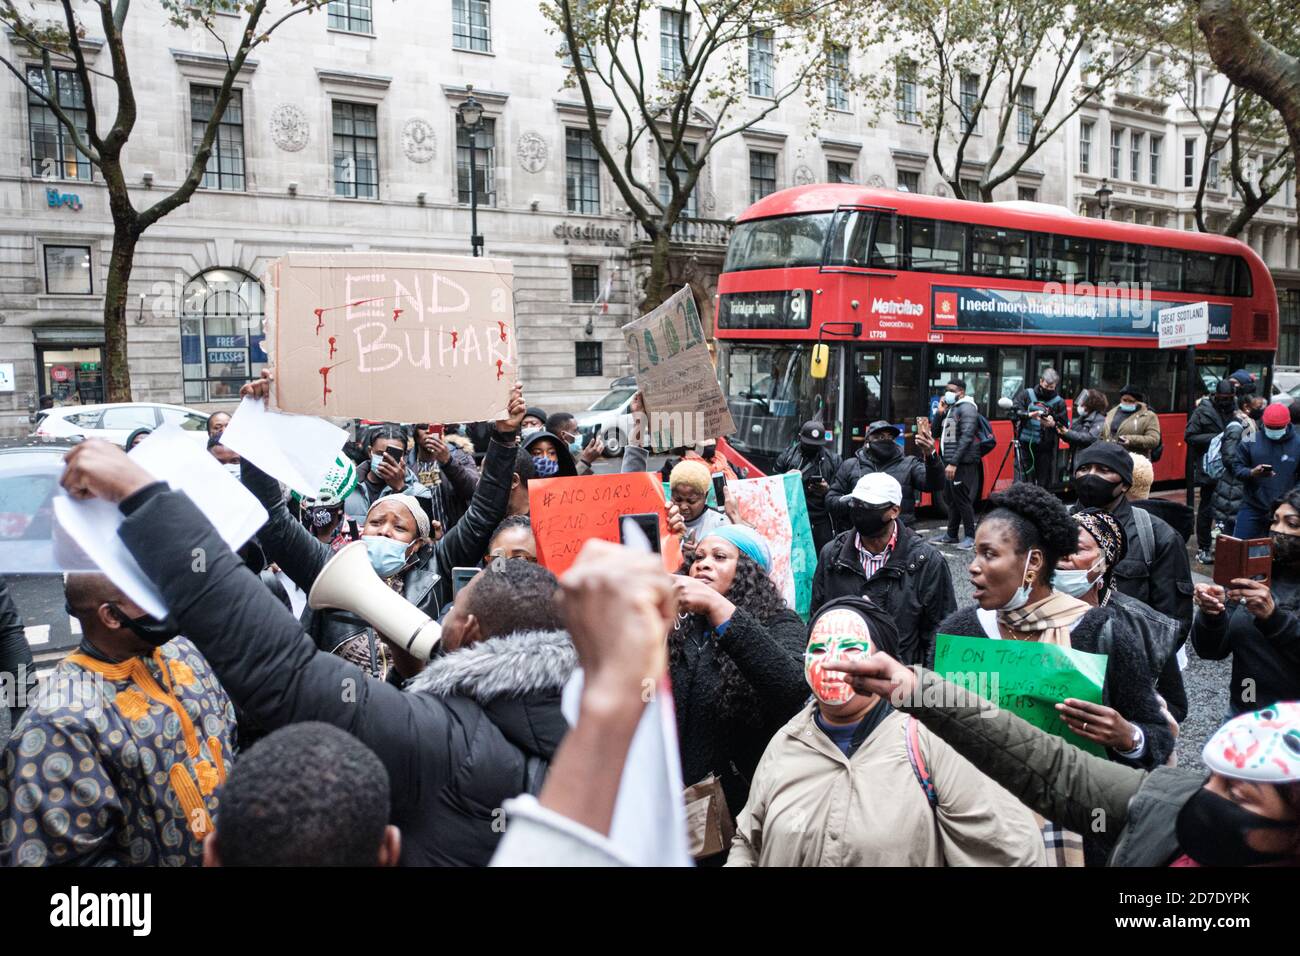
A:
848,472,902,507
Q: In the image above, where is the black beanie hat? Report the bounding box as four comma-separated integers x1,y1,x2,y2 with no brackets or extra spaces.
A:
1119,384,1144,402
1074,441,1134,485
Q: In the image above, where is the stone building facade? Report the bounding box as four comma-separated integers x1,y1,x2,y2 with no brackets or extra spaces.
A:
1,2,1295,436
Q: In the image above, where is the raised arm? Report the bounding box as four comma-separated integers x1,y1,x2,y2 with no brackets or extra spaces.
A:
239,457,332,592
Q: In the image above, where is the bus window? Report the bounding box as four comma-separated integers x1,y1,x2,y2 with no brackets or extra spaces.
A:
971,225,1029,279
826,210,871,266
1184,251,1234,296
1233,257,1253,296
723,213,834,272
853,351,884,428
1146,246,1182,292
718,342,841,472
1089,349,1131,403
869,213,902,268
997,349,1028,418
1097,241,1143,286
1034,233,1088,283
929,347,991,417
907,218,966,273
891,351,923,429
1129,351,1178,412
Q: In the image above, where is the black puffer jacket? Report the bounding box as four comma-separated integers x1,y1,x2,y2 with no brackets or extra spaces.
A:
1060,409,1106,450
825,442,944,529
241,435,515,665
117,485,574,867
809,523,956,668
670,606,809,819
1184,398,1229,486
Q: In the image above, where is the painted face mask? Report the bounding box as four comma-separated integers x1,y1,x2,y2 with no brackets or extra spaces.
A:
805,608,873,705
532,456,560,478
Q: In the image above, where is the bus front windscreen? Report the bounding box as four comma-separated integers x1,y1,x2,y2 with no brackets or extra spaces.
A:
723,213,833,272
719,342,839,472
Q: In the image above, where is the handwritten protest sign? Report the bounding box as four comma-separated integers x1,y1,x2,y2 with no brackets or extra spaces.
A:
529,472,682,577
933,632,1109,756
267,252,517,424
623,286,735,452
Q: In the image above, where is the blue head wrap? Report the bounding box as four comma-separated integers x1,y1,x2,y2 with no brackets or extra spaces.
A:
700,525,772,572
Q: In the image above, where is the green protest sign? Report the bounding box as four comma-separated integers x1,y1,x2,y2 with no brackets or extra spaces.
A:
933,633,1109,757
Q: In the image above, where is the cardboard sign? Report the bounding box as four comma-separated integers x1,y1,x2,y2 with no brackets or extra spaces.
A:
933,632,1109,756
623,286,735,451
529,472,682,576
267,252,517,423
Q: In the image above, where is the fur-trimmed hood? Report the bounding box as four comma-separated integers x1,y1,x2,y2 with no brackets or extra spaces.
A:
409,628,576,702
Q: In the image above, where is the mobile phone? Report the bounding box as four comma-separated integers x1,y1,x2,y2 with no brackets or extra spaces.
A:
451,566,479,596
427,423,445,439
383,445,404,464
619,513,662,554
916,417,931,439
711,473,727,507
1259,464,1275,475
1213,535,1272,588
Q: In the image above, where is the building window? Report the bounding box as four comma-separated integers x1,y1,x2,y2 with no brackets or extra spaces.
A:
1079,120,1093,174
1016,85,1035,144
575,341,603,377
26,66,92,181
959,73,979,132
661,8,688,80
896,61,918,123
828,160,855,183
1018,186,1037,202
960,178,982,201
181,269,266,403
44,244,91,294
1130,130,1143,182
748,29,774,98
1149,135,1162,187
826,45,849,111
1184,137,1196,187
1280,289,1300,367
453,0,491,52
658,143,698,218
749,150,777,203
572,263,599,303
332,101,379,199
1208,143,1222,189
1110,128,1122,179
328,0,372,33
456,116,496,206
897,169,920,193
191,86,245,191
565,128,600,214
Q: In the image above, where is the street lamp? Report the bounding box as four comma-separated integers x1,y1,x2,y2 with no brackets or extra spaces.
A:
1094,178,1113,220
457,87,486,257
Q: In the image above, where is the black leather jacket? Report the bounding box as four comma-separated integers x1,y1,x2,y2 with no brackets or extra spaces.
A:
241,435,516,671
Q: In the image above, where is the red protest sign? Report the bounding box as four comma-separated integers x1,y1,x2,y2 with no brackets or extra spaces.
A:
528,472,682,577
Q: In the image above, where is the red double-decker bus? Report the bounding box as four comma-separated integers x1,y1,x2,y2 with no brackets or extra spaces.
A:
713,184,1278,496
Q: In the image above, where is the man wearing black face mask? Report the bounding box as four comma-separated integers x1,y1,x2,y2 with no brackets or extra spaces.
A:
774,419,843,554
1072,442,1192,722
811,473,955,667
826,420,943,535
1185,380,1236,564
0,573,235,867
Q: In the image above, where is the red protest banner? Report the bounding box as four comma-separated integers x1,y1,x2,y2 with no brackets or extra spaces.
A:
528,472,682,577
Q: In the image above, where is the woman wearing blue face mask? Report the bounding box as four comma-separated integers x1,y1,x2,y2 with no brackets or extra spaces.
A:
523,431,579,479
935,483,1173,865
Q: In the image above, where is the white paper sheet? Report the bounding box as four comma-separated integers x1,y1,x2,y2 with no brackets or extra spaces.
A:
218,396,347,498
51,425,268,618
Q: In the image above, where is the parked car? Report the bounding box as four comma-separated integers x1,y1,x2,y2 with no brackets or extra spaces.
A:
574,379,638,456
33,402,211,447
0,437,84,665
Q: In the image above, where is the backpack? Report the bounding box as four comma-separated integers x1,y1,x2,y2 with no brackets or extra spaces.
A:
976,414,997,457
1202,421,1241,482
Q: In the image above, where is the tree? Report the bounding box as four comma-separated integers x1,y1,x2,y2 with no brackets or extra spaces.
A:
0,0,335,402
1198,0,1300,181
883,0,1148,202
545,0,874,312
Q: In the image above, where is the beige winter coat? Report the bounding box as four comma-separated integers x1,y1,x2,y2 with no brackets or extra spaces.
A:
726,703,1045,867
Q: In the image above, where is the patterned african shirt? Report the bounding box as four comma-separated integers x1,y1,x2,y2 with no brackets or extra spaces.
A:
0,637,235,867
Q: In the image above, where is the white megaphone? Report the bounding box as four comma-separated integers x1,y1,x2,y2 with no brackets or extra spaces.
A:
308,540,442,660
